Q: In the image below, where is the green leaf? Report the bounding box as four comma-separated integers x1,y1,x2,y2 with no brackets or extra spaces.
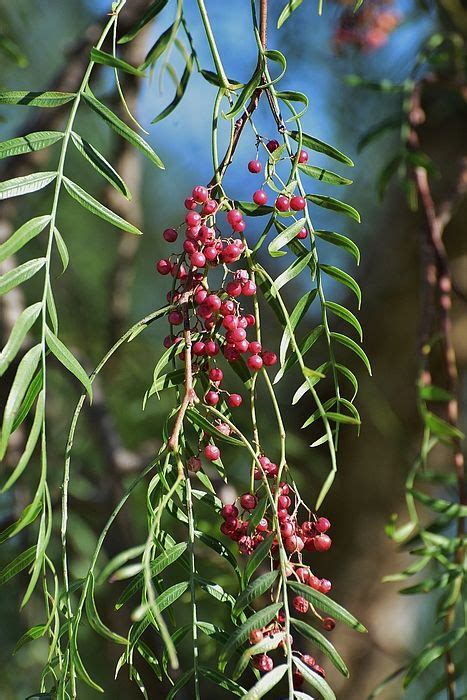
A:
0,302,42,376
152,46,193,123
358,115,401,152
166,670,193,700
0,33,28,68
63,177,140,234
247,496,268,535
118,0,170,44
1,391,44,493
319,264,361,307
195,531,241,580
0,344,41,458
419,385,453,402
331,332,371,374
299,164,352,185
72,631,104,693
199,666,245,696
274,251,313,290
82,91,164,169
293,657,336,700
186,408,244,446
244,533,275,584
233,633,285,680
276,90,309,120
423,411,464,441
0,216,51,264
404,628,465,687
0,258,46,297
274,325,324,383
70,132,130,199
45,326,92,399
291,618,349,676
0,545,36,585
0,90,76,107
0,171,56,200
200,69,242,89
268,217,306,256
115,543,187,609
236,200,274,217
288,581,367,632
13,624,46,654
316,230,360,264
263,49,287,86
219,603,282,667
277,0,304,28
243,664,288,698
289,130,354,166
225,68,262,120
53,227,69,272
85,574,126,644
367,666,408,698
306,194,360,223
325,301,362,340
140,20,181,70
91,48,145,76
233,571,278,618
11,370,42,434
280,290,317,366
409,489,467,518
146,369,185,399
0,132,63,159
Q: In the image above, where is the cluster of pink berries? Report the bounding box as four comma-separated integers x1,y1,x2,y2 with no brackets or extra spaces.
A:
248,140,310,240
156,182,280,464
333,0,400,52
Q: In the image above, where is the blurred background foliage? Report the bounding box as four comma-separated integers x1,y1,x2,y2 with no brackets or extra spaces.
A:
0,0,465,698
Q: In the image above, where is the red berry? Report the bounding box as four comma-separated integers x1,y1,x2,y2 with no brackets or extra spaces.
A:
228,393,242,408
253,189,268,205
290,195,306,211
205,294,221,310
192,185,208,203
285,535,304,553
232,219,246,233
185,211,201,227
266,139,280,152
293,596,309,614
183,240,196,254
205,340,219,356
227,280,242,297
221,243,242,263
248,159,262,174
322,616,336,631
209,368,223,383
202,199,218,215
248,341,262,354
190,251,206,268
163,227,177,242
302,654,316,668
280,522,295,538
319,578,332,594
298,149,308,164
226,209,243,226
241,280,256,296
204,444,220,461
184,196,197,210
247,354,263,371
257,518,268,532
224,346,240,362
313,664,326,678
245,313,256,326
297,227,308,240
262,351,277,366
314,534,332,552
156,259,171,275
296,567,310,583
223,314,238,331
316,517,331,533
249,629,263,644
308,574,321,590
187,456,201,473
168,310,183,325
275,195,290,212
204,390,219,406
254,654,273,672
293,670,304,688
220,300,235,316
235,339,249,353
278,494,291,509
221,504,238,519
240,493,257,510
204,246,218,262
192,341,206,356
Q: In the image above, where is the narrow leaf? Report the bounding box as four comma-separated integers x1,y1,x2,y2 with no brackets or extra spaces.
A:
306,194,361,223
63,177,141,234
70,132,130,198
91,48,145,76
0,302,42,376
0,90,75,107
0,132,63,159
233,571,278,617
45,326,92,399
299,163,352,185
289,130,354,166
0,172,56,200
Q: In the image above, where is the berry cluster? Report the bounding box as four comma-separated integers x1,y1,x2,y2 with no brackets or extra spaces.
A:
248,139,309,240
220,476,335,681
156,183,278,463
333,0,400,52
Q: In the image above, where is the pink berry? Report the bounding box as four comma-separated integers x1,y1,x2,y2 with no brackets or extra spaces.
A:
302,654,316,668
192,341,206,356
221,243,241,263
184,196,197,210
248,159,262,174
285,535,304,553
254,654,273,672
275,195,290,212
183,240,196,254
228,393,242,408
204,246,218,262
205,294,221,310
187,456,202,473
245,314,256,326
226,209,243,226
253,189,268,206
242,280,256,296
163,227,177,242
185,211,201,227
194,288,208,304
205,444,220,461
232,219,246,233
262,351,277,366
322,616,336,631
247,354,263,371
156,259,171,275
220,300,235,316
223,314,238,331
205,340,219,356
319,578,332,594
248,341,262,354
240,493,257,510
236,339,249,353
190,251,206,268
168,310,183,325
205,390,219,406
192,185,208,203
316,517,331,533
221,503,238,518
209,368,223,383
227,280,242,297
202,199,218,215
297,227,308,240
298,149,308,164
314,534,332,552
290,195,306,211
293,596,309,614
266,139,280,152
